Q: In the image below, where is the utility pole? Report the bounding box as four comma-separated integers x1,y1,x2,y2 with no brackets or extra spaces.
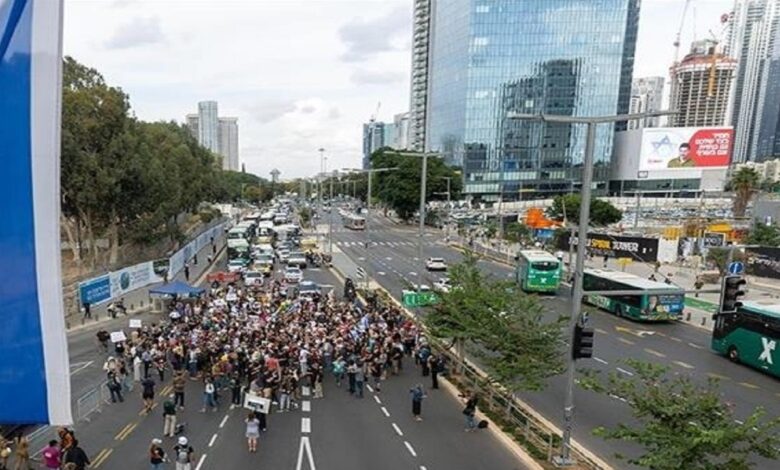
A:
633,191,641,229
318,148,325,248
509,109,676,467
328,172,334,255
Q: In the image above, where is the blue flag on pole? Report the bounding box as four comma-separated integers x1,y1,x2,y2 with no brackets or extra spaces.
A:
0,0,71,425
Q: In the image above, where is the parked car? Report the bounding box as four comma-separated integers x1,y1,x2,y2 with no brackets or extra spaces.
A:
425,257,448,271
244,270,264,286
284,266,303,283
288,251,308,268
227,258,249,274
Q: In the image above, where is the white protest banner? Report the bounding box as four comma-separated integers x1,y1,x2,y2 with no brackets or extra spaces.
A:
110,331,127,343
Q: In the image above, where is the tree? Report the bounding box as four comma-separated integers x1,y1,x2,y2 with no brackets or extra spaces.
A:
424,254,566,391
744,222,780,246
504,222,531,244
547,194,622,226
580,359,780,469
298,207,313,228
369,148,463,221
731,168,761,218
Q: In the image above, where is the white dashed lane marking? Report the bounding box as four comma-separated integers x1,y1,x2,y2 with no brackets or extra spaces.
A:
392,423,404,437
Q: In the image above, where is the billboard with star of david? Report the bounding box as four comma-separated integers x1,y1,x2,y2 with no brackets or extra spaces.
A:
639,127,733,171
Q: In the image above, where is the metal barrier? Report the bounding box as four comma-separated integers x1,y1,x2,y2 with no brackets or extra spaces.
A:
75,387,103,422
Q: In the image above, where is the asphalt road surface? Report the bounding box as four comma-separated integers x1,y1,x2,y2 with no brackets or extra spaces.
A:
326,210,780,469
33,246,531,470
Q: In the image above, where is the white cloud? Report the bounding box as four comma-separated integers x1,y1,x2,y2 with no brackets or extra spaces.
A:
104,17,165,49
351,69,405,85
338,6,410,62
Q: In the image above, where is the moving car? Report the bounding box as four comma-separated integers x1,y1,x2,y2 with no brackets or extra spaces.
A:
277,248,291,263
243,270,264,287
425,257,448,271
284,266,303,283
433,278,452,293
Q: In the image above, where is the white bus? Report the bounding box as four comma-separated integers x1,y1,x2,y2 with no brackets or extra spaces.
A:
342,214,366,230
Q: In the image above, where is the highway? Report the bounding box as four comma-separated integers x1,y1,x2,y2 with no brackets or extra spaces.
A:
325,210,780,469
38,245,531,469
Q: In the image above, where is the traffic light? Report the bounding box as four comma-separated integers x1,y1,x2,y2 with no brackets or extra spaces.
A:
720,275,747,314
572,324,594,360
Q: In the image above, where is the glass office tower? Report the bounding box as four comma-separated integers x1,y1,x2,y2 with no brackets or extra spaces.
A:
425,0,640,200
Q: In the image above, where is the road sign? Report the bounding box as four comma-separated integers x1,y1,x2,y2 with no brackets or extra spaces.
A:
356,267,366,279
728,261,745,275
401,290,439,307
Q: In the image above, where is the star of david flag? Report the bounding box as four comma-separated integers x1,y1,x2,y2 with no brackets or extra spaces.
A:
0,0,71,424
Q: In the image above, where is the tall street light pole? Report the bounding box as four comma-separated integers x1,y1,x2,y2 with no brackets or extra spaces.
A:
508,110,676,467
390,151,441,290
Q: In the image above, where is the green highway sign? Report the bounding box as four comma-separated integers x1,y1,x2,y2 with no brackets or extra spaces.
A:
402,290,439,307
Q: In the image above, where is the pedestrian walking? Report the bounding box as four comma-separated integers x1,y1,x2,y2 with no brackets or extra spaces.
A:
347,361,357,395
410,383,426,421
230,374,242,406
184,263,190,282
149,439,166,470
173,437,194,470
41,440,61,470
332,357,345,387
62,440,90,470
106,371,124,403
141,376,156,415
428,354,440,389
370,360,382,393
82,302,91,321
354,361,365,398
133,355,143,383
462,391,479,432
163,399,177,438
201,377,217,412
173,371,186,408
245,412,260,453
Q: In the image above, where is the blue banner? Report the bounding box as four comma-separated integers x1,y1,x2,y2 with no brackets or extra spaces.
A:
78,275,111,306
0,0,70,424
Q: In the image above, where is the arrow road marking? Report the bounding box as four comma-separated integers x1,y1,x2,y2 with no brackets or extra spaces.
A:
296,436,316,470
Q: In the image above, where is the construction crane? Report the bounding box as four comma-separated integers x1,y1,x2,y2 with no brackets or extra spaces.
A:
707,13,732,98
673,0,694,65
369,101,381,124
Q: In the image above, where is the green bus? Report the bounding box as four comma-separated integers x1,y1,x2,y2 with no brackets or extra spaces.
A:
516,250,562,293
712,301,780,377
582,268,684,321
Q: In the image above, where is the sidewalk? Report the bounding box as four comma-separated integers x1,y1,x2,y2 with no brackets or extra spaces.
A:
65,231,227,332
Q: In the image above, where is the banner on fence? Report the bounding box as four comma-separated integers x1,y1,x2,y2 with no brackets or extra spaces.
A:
110,261,163,298
79,275,111,306
557,232,659,262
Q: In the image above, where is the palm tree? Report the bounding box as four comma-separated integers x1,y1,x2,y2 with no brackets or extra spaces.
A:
731,167,761,217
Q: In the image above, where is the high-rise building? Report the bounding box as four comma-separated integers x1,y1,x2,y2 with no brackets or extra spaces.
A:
669,40,736,128
218,117,239,171
198,101,219,154
362,121,387,169
409,0,431,152
185,114,199,140
727,0,780,163
628,77,665,129
393,112,411,149
756,56,780,158
422,0,640,200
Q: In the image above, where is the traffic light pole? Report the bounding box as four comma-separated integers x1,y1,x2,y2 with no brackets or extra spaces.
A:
508,109,677,467
556,122,596,466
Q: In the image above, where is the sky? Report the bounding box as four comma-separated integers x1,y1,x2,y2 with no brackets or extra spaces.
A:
63,0,734,179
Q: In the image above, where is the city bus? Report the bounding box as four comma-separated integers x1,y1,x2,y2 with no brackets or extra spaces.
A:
342,214,366,230
582,268,684,321
712,301,780,377
515,250,562,293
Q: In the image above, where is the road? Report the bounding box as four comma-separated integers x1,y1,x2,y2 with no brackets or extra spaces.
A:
325,210,780,469
25,240,532,470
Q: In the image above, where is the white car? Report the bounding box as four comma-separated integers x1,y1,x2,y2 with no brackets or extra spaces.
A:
284,267,303,283
433,278,452,293
227,259,248,273
244,270,264,287
425,257,448,271
288,252,308,268
277,249,291,263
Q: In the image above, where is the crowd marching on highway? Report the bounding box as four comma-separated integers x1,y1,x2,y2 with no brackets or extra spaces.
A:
0,269,479,470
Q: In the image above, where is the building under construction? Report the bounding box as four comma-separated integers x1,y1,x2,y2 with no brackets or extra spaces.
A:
669,39,736,127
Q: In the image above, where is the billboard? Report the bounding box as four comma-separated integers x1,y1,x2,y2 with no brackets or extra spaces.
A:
557,232,660,262
745,246,780,280
639,127,733,170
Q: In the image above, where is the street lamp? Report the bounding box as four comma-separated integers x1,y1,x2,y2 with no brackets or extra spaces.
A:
387,151,443,287
508,109,676,467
